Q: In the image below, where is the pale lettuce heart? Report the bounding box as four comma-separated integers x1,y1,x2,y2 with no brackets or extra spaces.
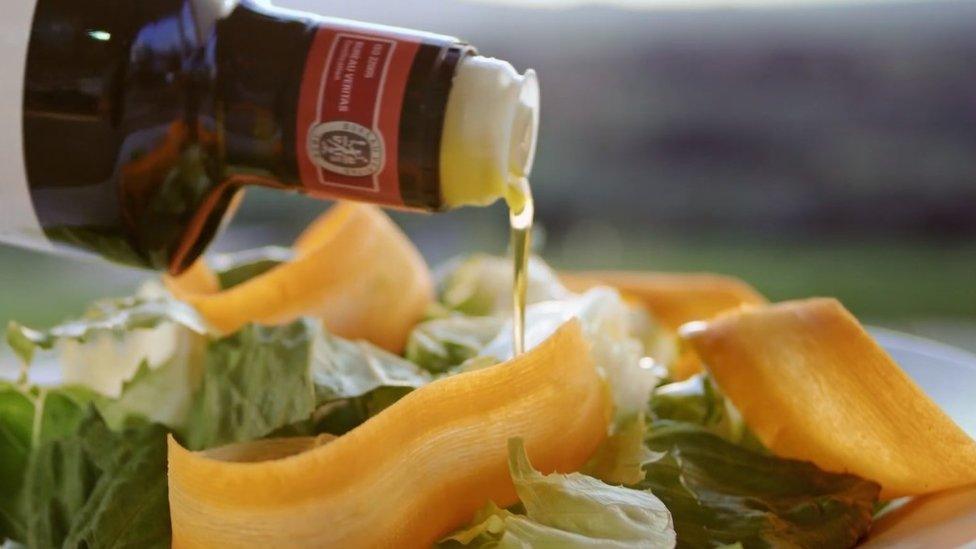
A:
437,254,572,317
58,319,189,399
482,288,660,422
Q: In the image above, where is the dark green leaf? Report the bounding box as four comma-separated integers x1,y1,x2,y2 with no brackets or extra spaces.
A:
37,388,101,443
310,329,430,402
184,321,317,450
0,384,33,541
0,386,104,545
209,246,293,290
640,421,880,549
273,386,416,438
650,375,765,452
184,320,429,449
26,410,170,549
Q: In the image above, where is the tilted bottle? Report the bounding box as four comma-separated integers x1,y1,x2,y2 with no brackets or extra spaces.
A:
0,0,539,272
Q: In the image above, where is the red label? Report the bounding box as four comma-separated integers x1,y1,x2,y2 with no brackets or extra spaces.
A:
297,26,421,206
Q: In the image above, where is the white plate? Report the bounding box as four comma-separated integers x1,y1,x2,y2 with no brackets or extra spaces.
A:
865,327,976,547
870,327,976,439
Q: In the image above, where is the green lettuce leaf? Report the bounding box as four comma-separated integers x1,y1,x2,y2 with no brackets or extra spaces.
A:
269,386,414,439
310,328,431,402
0,384,34,541
443,438,676,548
6,284,426,450
26,409,170,549
185,319,430,449
639,421,880,549
183,320,317,450
649,375,764,452
405,315,503,373
290,331,433,435
0,384,104,544
33,387,101,444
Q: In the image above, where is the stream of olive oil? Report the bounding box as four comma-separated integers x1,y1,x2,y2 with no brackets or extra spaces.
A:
507,177,534,356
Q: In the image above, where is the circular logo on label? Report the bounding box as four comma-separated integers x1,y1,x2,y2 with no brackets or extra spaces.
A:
307,121,384,177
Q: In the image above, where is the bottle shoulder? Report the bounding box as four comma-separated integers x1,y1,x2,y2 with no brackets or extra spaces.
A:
23,0,230,271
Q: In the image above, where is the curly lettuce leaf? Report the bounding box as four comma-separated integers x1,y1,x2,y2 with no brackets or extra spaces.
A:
508,438,675,546
6,292,207,364
5,292,207,434
405,316,503,373
443,438,676,548
582,414,660,486
5,289,208,414
640,421,880,549
26,409,170,549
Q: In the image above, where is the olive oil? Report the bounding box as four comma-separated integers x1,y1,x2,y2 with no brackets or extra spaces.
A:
507,177,533,355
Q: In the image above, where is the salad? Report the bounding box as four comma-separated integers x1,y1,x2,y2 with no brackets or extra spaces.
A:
2,202,975,548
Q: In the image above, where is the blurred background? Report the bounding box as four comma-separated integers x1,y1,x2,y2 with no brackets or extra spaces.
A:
2,0,974,349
